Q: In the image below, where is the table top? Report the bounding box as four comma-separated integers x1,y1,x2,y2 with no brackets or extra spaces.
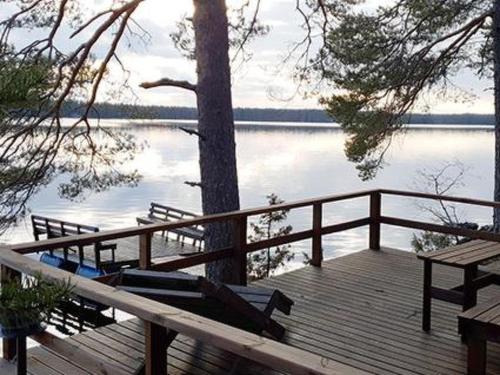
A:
417,240,500,267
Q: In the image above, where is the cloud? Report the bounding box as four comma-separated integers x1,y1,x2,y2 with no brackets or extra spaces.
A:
3,0,495,113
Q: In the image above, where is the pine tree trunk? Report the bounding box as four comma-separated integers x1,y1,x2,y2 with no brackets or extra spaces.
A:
193,0,241,282
494,0,500,231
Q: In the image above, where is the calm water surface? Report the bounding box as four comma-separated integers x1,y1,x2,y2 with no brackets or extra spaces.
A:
2,122,496,270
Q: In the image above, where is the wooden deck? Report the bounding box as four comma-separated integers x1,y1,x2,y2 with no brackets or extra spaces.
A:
7,247,500,374
51,234,200,268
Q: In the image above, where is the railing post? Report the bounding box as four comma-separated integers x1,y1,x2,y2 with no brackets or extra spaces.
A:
311,203,323,267
139,233,152,270
140,232,169,375
1,265,21,361
369,191,381,250
232,216,248,286
144,321,167,375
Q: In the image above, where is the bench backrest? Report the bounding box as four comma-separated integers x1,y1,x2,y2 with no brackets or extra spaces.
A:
148,203,205,233
31,215,104,267
32,215,99,241
148,203,199,222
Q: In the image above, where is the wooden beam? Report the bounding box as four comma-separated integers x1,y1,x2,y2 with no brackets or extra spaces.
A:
430,286,464,305
321,218,371,235
150,248,233,272
16,336,26,375
246,229,313,253
370,191,381,250
139,233,152,270
144,322,168,375
380,216,500,243
466,335,487,375
232,216,248,286
422,260,432,332
450,273,500,292
1,265,20,360
135,329,178,375
380,188,500,209
311,203,323,267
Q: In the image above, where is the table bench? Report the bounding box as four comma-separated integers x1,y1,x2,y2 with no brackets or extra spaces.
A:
458,299,500,374
417,239,500,331
136,202,205,250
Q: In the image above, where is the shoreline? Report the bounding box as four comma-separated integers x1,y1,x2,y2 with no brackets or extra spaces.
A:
76,118,495,131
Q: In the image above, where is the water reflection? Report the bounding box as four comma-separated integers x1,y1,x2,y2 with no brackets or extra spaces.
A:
2,123,496,267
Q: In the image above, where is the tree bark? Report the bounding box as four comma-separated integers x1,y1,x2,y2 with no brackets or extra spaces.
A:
193,0,241,282
494,0,500,231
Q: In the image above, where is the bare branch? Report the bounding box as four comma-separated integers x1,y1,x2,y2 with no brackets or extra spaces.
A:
179,127,205,140
184,181,202,188
0,0,145,231
140,78,197,92
231,0,262,63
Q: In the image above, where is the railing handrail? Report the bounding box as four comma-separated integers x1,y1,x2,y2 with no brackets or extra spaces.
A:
9,188,500,255
0,248,365,375
380,188,500,209
8,189,374,254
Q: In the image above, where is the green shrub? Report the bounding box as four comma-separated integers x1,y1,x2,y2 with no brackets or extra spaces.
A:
0,272,73,330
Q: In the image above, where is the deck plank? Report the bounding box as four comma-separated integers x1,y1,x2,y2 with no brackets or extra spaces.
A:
19,247,500,374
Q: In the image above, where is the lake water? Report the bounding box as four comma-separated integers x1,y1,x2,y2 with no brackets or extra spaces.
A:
2,121,497,270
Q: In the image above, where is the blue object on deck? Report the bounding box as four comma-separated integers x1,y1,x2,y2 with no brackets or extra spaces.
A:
40,253,65,268
75,265,108,311
75,264,105,279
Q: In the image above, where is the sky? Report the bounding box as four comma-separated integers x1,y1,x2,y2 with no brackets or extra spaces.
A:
4,0,496,113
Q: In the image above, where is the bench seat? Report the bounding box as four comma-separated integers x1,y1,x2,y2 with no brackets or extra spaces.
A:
458,299,500,374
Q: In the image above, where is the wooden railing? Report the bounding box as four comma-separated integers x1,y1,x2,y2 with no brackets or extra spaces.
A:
3,188,500,374
378,188,500,243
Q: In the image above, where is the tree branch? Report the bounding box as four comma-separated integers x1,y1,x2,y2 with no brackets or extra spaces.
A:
179,127,205,140
184,181,202,188
140,78,197,92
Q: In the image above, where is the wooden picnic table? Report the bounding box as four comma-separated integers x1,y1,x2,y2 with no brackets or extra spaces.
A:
417,239,500,332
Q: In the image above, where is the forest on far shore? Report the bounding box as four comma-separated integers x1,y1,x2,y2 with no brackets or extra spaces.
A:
62,101,495,125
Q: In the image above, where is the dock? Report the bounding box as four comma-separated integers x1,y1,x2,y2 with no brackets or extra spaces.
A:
4,247,500,374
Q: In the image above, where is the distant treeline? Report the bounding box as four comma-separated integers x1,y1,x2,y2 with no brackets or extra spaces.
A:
61,101,495,125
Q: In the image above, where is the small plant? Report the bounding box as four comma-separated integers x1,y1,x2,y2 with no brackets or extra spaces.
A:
0,272,73,335
248,194,294,281
411,232,456,253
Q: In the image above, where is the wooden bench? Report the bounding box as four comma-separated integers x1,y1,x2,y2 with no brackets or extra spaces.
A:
458,299,500,375
136,203,204,249
417,240,500,332
31,215,116,270
115,269,294,340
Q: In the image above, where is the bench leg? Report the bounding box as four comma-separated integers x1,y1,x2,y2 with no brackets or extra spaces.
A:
467,336,486,375
422,259,432,332
95,249,101,270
